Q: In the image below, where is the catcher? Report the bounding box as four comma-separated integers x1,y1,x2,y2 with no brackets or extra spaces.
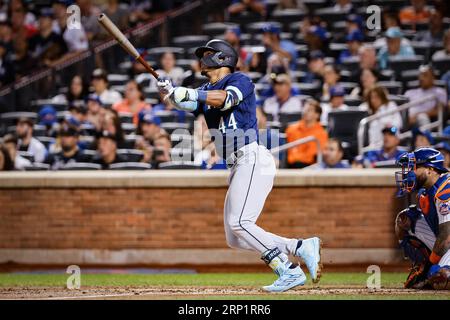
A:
395,147,450,289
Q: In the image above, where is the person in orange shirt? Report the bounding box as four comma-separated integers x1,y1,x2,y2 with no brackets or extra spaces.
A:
112,80,151,125
285,99,328,168
399,0,431,25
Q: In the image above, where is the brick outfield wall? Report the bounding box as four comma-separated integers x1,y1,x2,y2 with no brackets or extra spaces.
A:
0,186,403,250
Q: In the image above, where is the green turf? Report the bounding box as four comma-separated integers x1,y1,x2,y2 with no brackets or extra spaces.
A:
0,272,405,287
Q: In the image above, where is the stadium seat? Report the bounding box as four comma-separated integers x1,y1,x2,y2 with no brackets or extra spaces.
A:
327,109,369,156
292,82,321,97
31,100,68,112
229,11,264,28
82,149,97,161
329,43,348,59
36,136,55,149
146,47,185,61
158,161,202,169
117,149,144,162
315,7,347,24
171,36,210,50
432,57,450,77
388,55,425,78
372,0,407,11
410,41,431,59
271,9,305,30
377,81,403,95
344,97,363,107
60,163,102,170
303,0,328,12
202,22,239,36
24,163,50,171
33,124,47,137
160,122,190,135
56,111,70,122
401,22,429,32
279,113,302,127
119,112,134,124
143,87,159,100
121,123,136,135
153,110,178,123
340,56,360,71
109,162,151,170
107,74,130,86
18,151,34,162
339,82,359,95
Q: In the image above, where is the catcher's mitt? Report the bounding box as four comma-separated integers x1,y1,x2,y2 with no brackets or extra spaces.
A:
404,261,432,289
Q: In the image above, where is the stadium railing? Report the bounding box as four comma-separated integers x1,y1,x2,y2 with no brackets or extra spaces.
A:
270,135,323,167
357,94,443,155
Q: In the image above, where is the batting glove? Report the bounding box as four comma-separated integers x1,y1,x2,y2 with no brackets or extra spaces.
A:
157,78,174,101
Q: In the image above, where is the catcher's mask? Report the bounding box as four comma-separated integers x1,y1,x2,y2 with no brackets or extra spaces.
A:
396,152,417,197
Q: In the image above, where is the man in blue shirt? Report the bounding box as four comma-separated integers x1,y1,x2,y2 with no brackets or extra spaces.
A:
157,39,322,292
315,138,350,169
261,23,298,71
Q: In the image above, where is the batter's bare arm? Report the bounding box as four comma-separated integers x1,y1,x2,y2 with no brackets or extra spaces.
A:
432,221,450,259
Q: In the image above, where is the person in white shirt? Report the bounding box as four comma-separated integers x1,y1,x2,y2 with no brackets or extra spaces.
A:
432,29,450,60
365,85,402,147
2,134,31,170
148,52,185,90
320,84,349,125
91,68,122,106
405,65,447,127
262,73,303,122
15,117,47,163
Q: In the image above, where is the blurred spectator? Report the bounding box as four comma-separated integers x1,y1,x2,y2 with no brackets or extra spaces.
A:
320,85,349,125
113,80,151,125
10,4,37,40
100,108,125,147
355,126,404,168
377,27,415,70
2,133,30,170
303,50,325,84
346,14,363,34
28,7,68,67
0,40,14,86
154,52,184,86
413,9,445,46
434,142,450,168
128,0,153,26
262,23,297,71
152,132,172,168
92,130,126,169
193,115,226,170
52,75,89,104
338,30,363,64
136,109,163,145
91,68,122,105
0,20,13,51
52,0,89,54
412,127,434,149
405,65,447,126
314,138,350,169
350,68,380,98
182,60,206,89
67,102,95,135
399,0,431,25
224,26,248,71
44,125,90,170
11,35,34,79
262,73,303,122
228,0,266,17
15,116,47,163
38,105,58,137
286,99,328,168
364,86,402,147
77,0,101,43
101,0,129,36
0,143,14,170
87,93,105,130
432,29,450,60
303,23,328,53
321,64,340,101
358,44,378,71
9,0,36,27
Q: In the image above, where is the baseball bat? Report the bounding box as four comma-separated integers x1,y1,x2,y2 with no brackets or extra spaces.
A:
98,13,160,79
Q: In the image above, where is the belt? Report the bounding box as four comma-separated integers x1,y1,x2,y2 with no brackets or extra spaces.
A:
226,142,258,168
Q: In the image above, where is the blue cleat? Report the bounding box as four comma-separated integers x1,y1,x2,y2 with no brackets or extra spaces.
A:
262,265,307,292
295,237,322,283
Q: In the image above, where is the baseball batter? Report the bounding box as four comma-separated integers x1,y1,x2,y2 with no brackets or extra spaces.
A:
157,39,322,292
395,148,450,289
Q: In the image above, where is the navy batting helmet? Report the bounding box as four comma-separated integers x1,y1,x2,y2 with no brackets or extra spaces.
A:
194,39,238,71
396,147,448,196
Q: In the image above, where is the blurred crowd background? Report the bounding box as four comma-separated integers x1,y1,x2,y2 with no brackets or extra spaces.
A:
0,0,450,171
